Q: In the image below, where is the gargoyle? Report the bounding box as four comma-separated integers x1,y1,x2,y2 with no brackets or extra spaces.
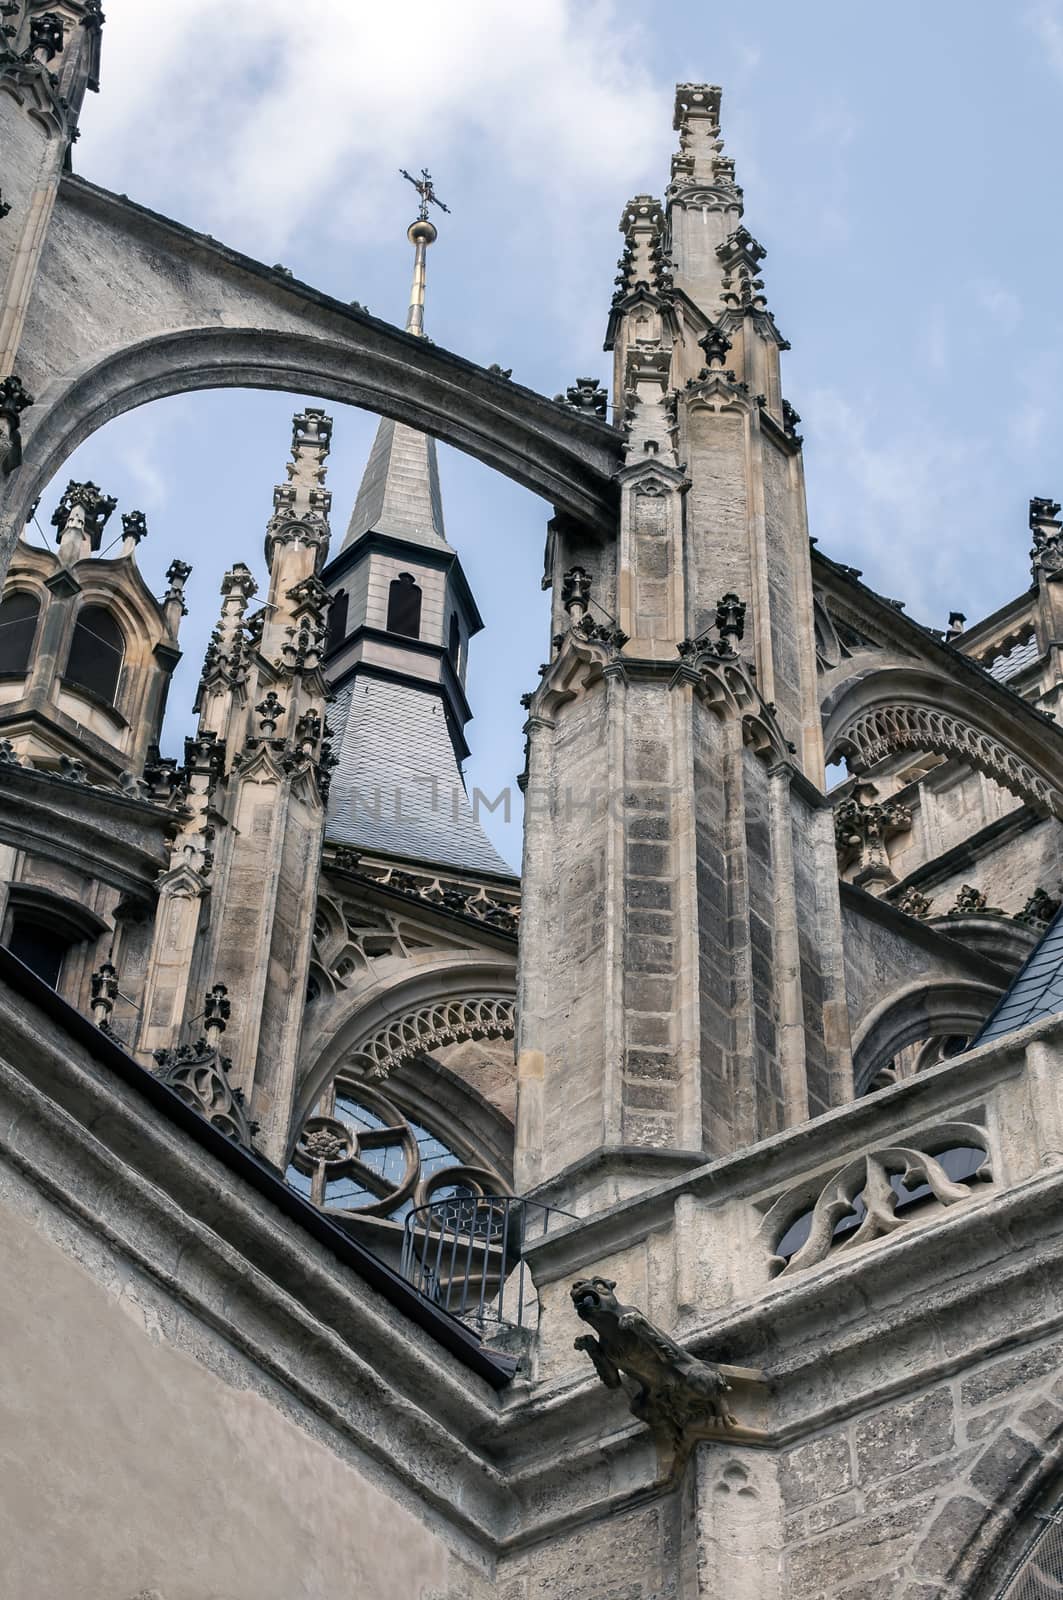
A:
571,1276,737,1446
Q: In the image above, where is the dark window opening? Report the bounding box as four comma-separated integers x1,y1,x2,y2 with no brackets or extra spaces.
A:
447,612,460,667
66,604,124,706
5,917,72,989
0,591,40,676
386,573,422,639
775,1144,988,1263
326,589,348,655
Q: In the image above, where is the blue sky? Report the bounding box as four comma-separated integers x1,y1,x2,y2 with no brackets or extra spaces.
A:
43,0,1063,867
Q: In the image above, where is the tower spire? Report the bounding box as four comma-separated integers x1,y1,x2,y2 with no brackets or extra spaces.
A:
399,167,449,337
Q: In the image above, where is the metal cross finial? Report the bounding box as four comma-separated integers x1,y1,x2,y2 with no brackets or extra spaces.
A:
400,167,451,222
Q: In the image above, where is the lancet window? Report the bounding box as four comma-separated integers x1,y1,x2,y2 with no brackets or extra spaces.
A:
0,590,40,676
386,573,422,639
65,603,124,705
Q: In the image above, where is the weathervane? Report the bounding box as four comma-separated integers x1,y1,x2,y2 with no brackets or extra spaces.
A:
400,167,451,224
399,168,449,338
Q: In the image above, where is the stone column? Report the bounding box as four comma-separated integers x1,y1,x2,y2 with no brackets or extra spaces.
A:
514,85,852,1212
0,4,103,377
200,411,334,1163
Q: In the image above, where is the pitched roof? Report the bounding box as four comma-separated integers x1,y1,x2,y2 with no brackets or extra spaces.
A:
340,417,450,553
326,676,514,878
972,906,1063,1046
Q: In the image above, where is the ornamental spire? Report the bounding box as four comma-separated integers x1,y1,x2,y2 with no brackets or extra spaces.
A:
399,166,449,337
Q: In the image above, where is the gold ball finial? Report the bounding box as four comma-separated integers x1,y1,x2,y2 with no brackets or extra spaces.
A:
408,218,437,247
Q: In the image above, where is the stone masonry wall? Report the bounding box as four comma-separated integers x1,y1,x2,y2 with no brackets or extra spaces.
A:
778,1333,1063,1597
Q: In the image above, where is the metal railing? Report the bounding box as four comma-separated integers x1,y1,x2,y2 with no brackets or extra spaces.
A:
994,1504,1063,1599
400,1194,570,1328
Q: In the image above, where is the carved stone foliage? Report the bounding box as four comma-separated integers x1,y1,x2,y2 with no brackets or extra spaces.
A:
835,702,1063,817
554,378,608,419
349,995,516,1082
1030,496,1063,580
948,883,1003,917
834,782,911,890
0,373,33,474
764,1123,992,1277
324,852,520,937
152,1043,257,1147
1018,887,1061,927
51,479,117,550
896,885,933,919
571,1277,738,1448
288,1080,506,1218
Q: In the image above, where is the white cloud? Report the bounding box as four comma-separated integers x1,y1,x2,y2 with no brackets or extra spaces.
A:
1026,0,1063,76
975,279,1022,332
80,0,663,255
804,386,988,624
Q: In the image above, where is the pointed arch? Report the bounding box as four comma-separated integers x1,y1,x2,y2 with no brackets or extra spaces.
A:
823,668,1063,818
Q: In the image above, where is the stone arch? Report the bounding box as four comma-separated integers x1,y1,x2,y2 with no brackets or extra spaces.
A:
822,667,1063,818
905,1396,1063,1597
851,978,1004,1094
295,954,517,1125
4,178,621,570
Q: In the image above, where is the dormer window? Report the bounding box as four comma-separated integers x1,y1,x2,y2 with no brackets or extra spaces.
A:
326,589,349,655
386,573,422,640
66,603,124,706
0,591,40,676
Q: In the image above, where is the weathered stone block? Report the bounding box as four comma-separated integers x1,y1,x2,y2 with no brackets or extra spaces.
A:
970,1427,1043,1501
779,1433,853,1512
962,1341,1063,1408
854,1388,954,1483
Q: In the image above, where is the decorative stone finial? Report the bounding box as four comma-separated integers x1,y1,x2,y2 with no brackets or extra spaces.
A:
28,11,65,62
715,592,746,648
561,566,592,622
51,479,117,555
120,509,147,556
264,410,333,572
1030,496,1063,580
0,374,32,475
554,379,608,419
834,782,912,893
571,1277,738,1448
699,324,732,368
89,956,119,1031
203,982,230,1043
717,227,768,311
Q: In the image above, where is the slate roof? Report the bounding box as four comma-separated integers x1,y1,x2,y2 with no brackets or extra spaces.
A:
972,906,1063,1046
340,418,450,552
326,676,515,878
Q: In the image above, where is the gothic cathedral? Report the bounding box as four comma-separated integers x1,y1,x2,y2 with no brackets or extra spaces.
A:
3,10,1063,1598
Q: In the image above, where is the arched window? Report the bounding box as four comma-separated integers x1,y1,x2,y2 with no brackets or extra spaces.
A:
447,612,460,667
5,917,72,989
65,604,124,705
286,1080,503,1220
386,573,422,639
326,589,348,655
0,591,40,676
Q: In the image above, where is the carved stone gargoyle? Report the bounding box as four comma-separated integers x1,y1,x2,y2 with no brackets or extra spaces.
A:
571,1276,737,1447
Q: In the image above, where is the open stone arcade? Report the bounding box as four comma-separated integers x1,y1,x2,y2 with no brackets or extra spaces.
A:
3,13,1063,1598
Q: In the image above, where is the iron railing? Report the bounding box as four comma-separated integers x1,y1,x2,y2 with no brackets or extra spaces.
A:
400,1194,570,1328
994,1504,1063,1599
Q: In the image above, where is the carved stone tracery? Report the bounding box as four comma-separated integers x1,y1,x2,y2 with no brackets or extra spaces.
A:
764,1123,992,1277
835,702,1063,817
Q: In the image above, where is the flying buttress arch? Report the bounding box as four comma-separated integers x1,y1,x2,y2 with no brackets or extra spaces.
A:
0,176,621,576
823,667,1063,818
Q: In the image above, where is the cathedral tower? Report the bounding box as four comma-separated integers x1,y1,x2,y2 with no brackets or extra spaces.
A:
515,87,850,1208
322,184,510,879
